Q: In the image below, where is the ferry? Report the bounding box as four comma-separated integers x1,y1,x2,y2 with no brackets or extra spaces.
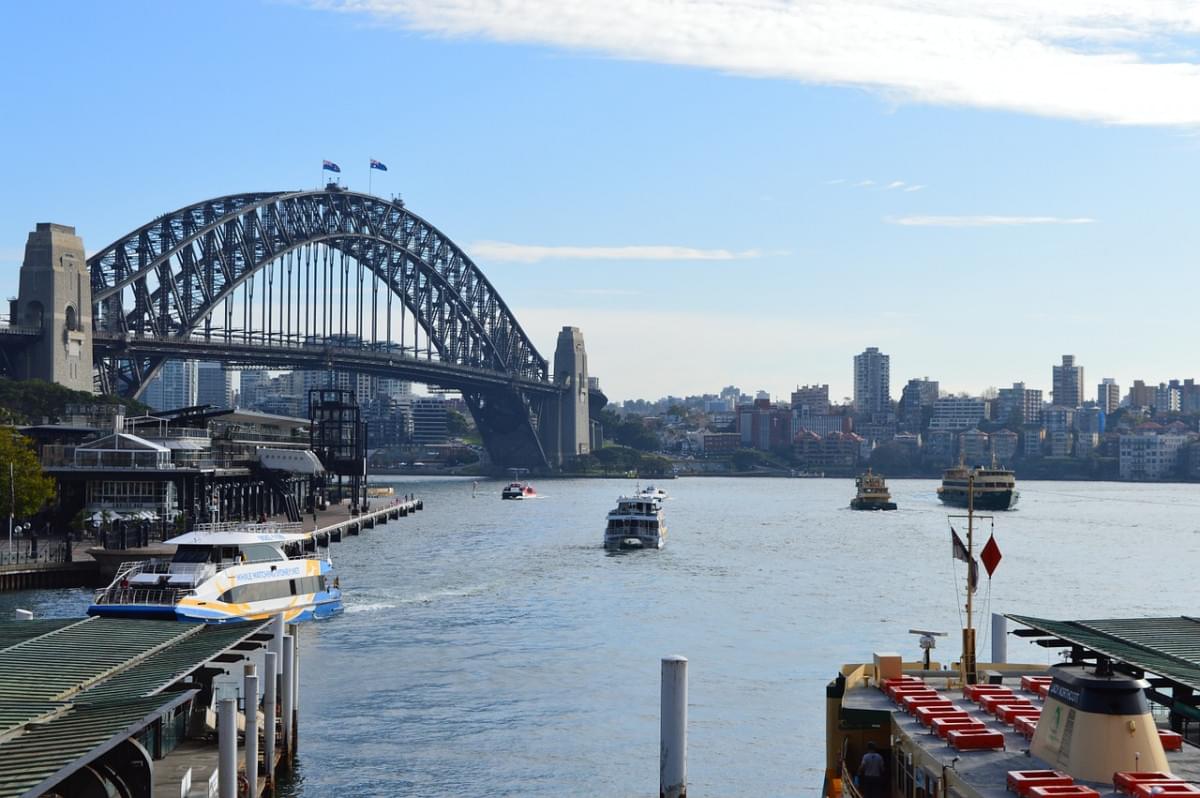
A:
937,461,1018,510
638,484,669,502
604,495,667,549
502,482,537,500
821,476,1197,798
87,521,343,624
849,469,897,511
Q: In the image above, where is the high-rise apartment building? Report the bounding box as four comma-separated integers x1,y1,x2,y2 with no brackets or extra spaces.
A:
994,382,1043,425
1051,355,1084,409
196,361,232,409
853,347,890,414
1128,380,1155,410
898,377,939,432
143,360,197,412
790,384,830,414
1097,378,1120,415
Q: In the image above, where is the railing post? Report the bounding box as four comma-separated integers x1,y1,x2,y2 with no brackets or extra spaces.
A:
218,696,237,798
661,655,688,798
244,663,259,798
264,650,277,789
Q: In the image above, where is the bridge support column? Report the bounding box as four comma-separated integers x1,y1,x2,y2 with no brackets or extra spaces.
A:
13,223,94,392
538,326,591,468
464,388,550,472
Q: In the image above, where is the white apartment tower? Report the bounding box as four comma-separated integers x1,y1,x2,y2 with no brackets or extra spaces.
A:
853,347,891,414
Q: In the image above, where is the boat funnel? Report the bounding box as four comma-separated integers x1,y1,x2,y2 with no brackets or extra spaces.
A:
1030,664,1167,781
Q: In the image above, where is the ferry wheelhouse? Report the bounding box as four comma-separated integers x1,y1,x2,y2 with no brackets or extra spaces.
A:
604,495,666,549
850,469,897,511
88,521,342,624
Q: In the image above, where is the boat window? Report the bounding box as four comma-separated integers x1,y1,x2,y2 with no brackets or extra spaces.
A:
220,580,294,604
172,545,213,564
240,543,285,563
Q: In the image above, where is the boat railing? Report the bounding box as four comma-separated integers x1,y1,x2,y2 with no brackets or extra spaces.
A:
93,585,191,606
110,549,323,584
190,521,306,535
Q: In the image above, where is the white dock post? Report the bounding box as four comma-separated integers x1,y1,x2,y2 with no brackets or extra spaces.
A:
270,613,285,661
13,609,33,620
661,655,688,798
282,635,295,757
992,613,1008,664
218,696,237,798
264,651,277,788
243,664,259,798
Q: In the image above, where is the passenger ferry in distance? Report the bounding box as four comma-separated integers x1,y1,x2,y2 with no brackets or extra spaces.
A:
849,469,897,511
937,460,1019,510
604,495,667,549
88,521,342,624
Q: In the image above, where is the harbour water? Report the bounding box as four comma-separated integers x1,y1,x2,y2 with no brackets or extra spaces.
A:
5,477,1200,796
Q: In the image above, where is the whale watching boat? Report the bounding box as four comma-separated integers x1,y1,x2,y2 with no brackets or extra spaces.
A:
822,473,1200,798
88,521,342,624
604,495,667,549
937,460,1018,510
850,469,897,511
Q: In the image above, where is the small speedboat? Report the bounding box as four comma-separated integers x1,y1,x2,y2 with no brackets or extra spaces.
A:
502,482,537,500
637,485,669,502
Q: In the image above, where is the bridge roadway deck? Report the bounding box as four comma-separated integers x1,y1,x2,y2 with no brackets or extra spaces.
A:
92,331,557,395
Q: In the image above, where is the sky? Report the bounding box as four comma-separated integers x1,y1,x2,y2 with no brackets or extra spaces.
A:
2,1,1199,403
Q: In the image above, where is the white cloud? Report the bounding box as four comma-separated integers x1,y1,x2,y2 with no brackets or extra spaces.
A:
886,214,1096,227
885,181,906,190
854,179,876,187
903,184,926,192
467,240,766,263
825,178,846,185
317,1,1200,126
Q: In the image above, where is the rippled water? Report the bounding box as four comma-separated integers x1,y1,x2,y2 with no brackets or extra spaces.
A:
5,478,1200,796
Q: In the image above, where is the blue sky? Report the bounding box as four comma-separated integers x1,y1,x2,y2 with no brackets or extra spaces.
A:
2,1,1199,402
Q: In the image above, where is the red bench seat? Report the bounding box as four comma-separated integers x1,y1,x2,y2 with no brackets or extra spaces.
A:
1006,769,1073,796
915,706,967,727
1114,772,1179,796
947,728,1005,751
1020,675,1052,692
933,716,985,739
1014,716,1038,738
964,684,1013,700
979,692,1019,713
1132,784,1200,798
996,703,1038,723
1027,787,1099,798
1158,729,1184,751
903,695,954,714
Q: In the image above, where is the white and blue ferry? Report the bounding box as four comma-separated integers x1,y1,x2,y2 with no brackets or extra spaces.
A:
88,521,343,624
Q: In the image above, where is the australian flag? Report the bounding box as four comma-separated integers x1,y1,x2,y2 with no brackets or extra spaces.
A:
370,159,388,172
322,160,341,173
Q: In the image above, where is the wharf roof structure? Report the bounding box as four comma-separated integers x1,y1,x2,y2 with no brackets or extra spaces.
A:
0,617,268,798
1009,614,1200,719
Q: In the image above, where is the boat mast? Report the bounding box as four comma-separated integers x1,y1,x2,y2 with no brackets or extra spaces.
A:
962,471,977,685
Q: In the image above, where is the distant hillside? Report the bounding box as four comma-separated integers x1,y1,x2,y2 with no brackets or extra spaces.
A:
0,377,146,424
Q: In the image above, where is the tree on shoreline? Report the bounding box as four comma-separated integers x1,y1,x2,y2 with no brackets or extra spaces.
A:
0,428,55,521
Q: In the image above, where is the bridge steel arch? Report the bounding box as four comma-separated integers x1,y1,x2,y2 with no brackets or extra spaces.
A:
86,188,557,469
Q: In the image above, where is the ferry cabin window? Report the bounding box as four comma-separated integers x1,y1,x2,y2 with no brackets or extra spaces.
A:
172,545,214,564
240,543,285,563
220,575,326,604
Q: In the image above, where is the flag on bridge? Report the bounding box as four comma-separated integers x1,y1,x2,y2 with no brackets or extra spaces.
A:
322,160,341,173
370,159,388,171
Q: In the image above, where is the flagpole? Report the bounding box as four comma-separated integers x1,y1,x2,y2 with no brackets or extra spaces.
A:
963,471,976,685
368,161,373,195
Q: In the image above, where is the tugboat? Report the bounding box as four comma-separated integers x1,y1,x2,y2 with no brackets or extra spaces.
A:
937,458,1019,510
604,495,667,549
849,469,897,511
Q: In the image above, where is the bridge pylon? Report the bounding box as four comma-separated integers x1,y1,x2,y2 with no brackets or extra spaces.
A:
537,326,591,468
11,223,94,393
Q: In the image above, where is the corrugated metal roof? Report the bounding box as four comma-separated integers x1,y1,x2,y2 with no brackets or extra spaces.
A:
0,693,193,798
1008,614,1200,691
0,619,81,652
0,618,196,702
0,617,269,797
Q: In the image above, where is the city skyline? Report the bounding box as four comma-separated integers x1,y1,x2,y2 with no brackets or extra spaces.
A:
3,2,1200,402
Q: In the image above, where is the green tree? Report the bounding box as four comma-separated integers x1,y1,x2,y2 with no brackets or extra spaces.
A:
731,448,767,472
446,409,471,437
0,428,55,519
593,445,641,474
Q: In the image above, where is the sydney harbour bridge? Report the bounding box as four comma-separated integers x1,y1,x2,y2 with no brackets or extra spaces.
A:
0,186,602,471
